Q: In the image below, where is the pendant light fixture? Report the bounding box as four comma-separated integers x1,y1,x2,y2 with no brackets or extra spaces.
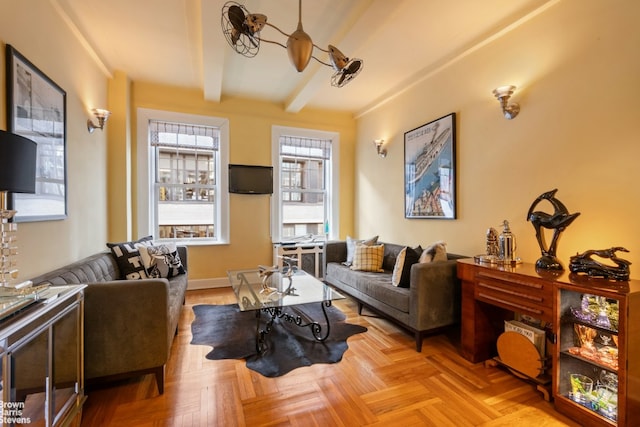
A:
221,0,363,88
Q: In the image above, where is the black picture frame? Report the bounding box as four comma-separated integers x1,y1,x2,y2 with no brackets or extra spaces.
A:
6,44,67,222
404,112,456,219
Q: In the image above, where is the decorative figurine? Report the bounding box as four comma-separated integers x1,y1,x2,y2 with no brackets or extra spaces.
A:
526,189,580,270
258,265,278,294
280,256,298,295
486,227,499,257
569,247,631,281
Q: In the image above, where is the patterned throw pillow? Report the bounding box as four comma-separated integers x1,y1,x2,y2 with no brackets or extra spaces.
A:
136,241,185,278
419,241,447,263
391,246,421,287
351,244,385,272
344,235,379,266
107,236,153,280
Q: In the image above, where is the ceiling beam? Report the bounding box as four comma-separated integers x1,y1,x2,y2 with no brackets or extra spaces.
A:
201,0,226,102
185,0,204,92
50,0,112,78
284,0,405,113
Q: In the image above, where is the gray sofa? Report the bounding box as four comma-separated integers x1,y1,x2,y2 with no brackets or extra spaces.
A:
323,240,467,351
28,246,188,394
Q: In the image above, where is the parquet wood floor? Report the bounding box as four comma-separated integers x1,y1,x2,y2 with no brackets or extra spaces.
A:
81,288,580,426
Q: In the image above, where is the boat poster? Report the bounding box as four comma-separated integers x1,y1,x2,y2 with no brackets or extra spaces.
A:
404,113,456,219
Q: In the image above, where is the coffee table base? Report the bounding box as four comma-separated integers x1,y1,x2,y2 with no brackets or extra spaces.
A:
255,300,332,354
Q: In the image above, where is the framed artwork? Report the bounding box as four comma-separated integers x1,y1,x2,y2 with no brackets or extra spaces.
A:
404,112,456,219
6,44,67,222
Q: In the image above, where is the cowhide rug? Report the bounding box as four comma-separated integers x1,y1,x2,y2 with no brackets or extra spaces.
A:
190,302,367,377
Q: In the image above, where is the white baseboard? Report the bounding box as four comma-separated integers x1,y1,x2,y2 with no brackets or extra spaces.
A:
187,277,229,290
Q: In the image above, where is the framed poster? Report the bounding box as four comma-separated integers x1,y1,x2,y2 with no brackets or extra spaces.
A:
404,112,456,219
6,44,67,221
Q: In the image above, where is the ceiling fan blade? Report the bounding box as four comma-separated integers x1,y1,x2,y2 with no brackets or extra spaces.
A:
346,60,362,74
228,5,246,33
331,58,363,87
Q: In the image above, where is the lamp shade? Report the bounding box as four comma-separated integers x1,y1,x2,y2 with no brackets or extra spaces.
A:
0,129,37,194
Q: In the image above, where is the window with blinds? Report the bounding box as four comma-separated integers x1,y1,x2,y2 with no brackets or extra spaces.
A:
277,135,332,240
149,120,219,239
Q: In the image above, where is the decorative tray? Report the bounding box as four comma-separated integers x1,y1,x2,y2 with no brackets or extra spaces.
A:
0,283,51,321
0,295,38,321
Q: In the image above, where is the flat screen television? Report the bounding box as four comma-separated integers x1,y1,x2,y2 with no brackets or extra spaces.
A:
228,164,273,194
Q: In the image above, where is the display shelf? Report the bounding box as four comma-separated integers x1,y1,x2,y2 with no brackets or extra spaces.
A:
560,315,618,334
560,351,618,373
555,283,637,427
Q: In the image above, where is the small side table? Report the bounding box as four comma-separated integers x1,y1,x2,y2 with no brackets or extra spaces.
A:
0,285,86,426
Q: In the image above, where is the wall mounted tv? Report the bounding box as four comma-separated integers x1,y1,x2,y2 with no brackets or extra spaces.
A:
228,164,273,194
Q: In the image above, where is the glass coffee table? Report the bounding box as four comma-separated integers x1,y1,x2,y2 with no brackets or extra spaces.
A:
227,268,344,354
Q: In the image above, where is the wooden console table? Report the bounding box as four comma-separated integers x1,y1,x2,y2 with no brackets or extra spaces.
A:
457,258,640,426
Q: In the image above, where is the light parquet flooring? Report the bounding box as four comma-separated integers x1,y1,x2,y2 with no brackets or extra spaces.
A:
81,288,580,427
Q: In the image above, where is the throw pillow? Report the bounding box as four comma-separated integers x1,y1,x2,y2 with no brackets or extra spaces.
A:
391,247,407,286
419,241,447,263
351,243,385,272
344,235,379,266
107,236,153,280
391,246,421,288
136,241,186,279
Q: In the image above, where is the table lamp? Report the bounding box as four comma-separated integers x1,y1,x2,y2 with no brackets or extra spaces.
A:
0,129,37,288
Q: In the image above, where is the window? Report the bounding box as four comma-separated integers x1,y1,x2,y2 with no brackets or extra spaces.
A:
271,126,339,242
137,109,229,244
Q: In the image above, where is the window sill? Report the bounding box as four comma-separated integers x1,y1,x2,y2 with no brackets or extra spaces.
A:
156,238,230,247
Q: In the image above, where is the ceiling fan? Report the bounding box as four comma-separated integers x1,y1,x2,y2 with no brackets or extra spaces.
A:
221,0,363,88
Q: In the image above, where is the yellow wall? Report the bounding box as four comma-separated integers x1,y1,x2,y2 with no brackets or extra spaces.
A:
3,0,639,284
0,0,109,279
355,0,640,277
127,83,357,280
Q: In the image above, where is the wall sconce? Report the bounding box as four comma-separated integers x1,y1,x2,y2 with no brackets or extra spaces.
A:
87,108,111,133
373,139,387,158
492,85,520,120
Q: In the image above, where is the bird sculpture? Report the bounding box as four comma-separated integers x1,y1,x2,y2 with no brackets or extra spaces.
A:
258,265,278,294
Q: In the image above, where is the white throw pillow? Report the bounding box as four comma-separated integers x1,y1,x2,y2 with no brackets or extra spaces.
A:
135,241,185,278
392,246,421,287
344,235,379,266
419,241,447,263
391,247,407,286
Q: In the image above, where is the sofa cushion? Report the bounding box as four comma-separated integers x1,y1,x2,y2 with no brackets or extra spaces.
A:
138,242,186,278
30,252,121,286
391,246,420,288
107,236,153,279
351,244,384,272
420,241,447,263
344,235,378,266
326,263,410,313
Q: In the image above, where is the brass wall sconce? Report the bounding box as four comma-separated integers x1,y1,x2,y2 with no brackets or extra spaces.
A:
492,85,520,120
87,108,111,133
373,139,387,158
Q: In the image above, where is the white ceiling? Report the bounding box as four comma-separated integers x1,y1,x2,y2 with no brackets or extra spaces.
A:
54,0,554,116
